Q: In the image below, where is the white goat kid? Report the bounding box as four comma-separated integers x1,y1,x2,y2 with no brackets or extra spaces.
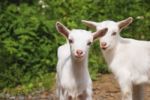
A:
56,22,108,100
82,17,150,100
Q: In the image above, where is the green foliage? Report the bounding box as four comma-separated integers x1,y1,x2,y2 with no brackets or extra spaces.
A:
0,0,150,94
0,2,58,89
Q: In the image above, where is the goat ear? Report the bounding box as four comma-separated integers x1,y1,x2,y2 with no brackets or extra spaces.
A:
93,28,108,40
56,22,70,38
118,17,133,30
81,20,97,29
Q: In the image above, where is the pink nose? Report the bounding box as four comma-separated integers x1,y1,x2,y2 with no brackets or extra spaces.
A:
101,42,107,47
76,50,83,56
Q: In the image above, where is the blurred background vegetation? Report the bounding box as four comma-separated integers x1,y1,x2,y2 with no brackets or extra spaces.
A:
0,0,150,95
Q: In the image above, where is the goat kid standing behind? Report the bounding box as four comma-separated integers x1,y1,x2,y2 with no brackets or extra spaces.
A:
82,17,150,100
56,22,108,100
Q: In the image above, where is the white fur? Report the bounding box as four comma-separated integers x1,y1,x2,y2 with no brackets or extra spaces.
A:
56,29,93,100
82,18,150,100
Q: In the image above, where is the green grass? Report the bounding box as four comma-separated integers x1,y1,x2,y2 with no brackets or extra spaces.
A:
1,73,55,96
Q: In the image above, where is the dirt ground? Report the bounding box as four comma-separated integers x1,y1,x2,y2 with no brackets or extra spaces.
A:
93,74,150,100
49,74,150,100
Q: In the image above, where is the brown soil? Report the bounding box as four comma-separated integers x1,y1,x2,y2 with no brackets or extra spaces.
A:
93,74,150,100
93,74,121,100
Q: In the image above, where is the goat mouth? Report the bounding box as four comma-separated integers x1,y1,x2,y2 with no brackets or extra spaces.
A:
75,55,84,58
101,46,108,50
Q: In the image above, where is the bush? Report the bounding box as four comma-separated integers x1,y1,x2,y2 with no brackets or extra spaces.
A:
0,2,58,89
0,0,150,91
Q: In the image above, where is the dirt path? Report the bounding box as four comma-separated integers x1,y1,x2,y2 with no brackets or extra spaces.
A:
93,74,121,100
50,74,150,100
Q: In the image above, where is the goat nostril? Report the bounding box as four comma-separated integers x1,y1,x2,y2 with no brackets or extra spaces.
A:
76,50,83,55
101,42,107,47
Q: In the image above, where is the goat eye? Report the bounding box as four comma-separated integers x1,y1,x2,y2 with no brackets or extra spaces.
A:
87,41,92,45
112,32,116,36
69,39,73,43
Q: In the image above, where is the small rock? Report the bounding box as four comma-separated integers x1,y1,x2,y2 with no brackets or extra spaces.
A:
27,95,32,100
17,95,25,100
5,93,10,98
9,96,16,100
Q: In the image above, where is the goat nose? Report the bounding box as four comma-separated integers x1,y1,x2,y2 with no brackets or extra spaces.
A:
101,42,107,47
76,50,83,55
